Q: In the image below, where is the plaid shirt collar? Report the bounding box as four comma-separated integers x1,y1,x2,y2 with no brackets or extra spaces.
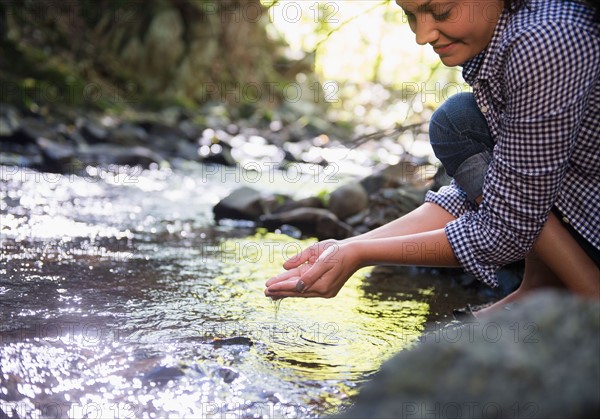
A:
462,7,511,85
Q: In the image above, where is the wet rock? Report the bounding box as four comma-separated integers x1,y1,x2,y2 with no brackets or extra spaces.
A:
328,182,369,220
198,136,237,167
344,209,369,228
143,365,185,386
78,144,164,168
361,187,427,230
360,161,431,196
35,137,77,173
216,367,240,384
211,336,254,347
15,117,59,144
278,224,303,239
213,187,265,222
273,196,323,214
144,134,181,157
0,372,23,402
0,152,42,168
66,129,88,148
359,173,390,197
0,104,20,138
340,290,600,419
259,390,281,404
360,161,413,193
175,141,201,161
261,208,353,240
109,123,148,146
79,120,108,144
178,119,202,141
142,120,187,141
281,149,302,164
261,194,293,216
380,160,423,185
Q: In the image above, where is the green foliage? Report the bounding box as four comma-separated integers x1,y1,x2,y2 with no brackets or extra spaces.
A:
0,0,306,115
315,188,331,207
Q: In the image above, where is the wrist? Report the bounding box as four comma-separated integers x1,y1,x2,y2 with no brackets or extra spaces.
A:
344,240,367,270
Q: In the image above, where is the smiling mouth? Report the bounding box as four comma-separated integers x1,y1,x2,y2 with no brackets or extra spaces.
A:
433,42,457,54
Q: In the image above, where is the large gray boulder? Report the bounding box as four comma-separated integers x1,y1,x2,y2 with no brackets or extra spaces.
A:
213,186,265,222
328,182,369,221
340,290,600,419
261,207,353,240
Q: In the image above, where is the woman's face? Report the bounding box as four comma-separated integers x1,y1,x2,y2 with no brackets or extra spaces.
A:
396,0,504,66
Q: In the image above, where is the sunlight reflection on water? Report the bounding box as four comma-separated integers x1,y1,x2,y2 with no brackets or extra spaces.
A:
1,164,436,418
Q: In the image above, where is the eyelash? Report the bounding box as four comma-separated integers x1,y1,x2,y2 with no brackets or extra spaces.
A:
433,11,451,21
405,10,451,22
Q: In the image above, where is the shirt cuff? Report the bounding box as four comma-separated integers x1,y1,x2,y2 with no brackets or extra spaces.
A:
445,215,501,288
424,181,475,218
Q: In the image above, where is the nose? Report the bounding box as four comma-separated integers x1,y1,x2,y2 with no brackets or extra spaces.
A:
413,15,439,45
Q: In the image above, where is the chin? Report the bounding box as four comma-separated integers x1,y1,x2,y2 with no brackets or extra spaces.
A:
439,56,465,67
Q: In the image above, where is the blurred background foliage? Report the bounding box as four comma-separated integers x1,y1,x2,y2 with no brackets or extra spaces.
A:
0,0,468,131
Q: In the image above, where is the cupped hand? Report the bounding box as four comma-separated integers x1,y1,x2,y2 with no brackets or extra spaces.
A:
264,240,360,299
282,239,340,270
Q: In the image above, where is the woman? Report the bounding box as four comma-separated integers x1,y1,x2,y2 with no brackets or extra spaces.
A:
265,0,599,314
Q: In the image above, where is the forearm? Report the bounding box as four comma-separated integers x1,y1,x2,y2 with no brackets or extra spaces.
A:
533,212,600,297
344,203,456,243
351,228,461,268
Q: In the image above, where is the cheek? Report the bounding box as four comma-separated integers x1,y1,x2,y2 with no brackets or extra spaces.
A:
437,23,466,40
440,20,481,44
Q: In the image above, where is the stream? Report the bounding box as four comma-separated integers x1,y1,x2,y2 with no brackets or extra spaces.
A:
0,162,486,418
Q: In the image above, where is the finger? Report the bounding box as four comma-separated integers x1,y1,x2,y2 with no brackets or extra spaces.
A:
295,254,337,292
265,263,312,287
264,283,324,299
265,266,302,287
283,240,334,270
265,290,323,299
265,263,328,297
282,245,315,270
265,276,302,293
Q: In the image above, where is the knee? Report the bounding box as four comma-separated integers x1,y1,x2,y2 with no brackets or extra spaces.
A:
428,92,493,178
429,92,476,148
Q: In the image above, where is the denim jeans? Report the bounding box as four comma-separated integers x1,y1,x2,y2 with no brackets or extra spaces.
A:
429,92,494,201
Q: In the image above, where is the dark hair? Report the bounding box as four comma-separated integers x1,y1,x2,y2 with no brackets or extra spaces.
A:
503,0,529,13
504,0,599,21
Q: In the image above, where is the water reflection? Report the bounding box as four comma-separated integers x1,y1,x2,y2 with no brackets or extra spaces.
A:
1,164,434,418
215,233,429,383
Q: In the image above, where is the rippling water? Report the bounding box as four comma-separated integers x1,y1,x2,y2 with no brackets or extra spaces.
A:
0,163,480,418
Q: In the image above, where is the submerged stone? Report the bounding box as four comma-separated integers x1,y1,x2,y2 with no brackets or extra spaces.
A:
143,365,185,386
216,367,240,384
211,337,253,347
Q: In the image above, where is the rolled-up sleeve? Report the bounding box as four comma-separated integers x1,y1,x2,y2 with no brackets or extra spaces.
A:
445,22,600,287
425,180,475,218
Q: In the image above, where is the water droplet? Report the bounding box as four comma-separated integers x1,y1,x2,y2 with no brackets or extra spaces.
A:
271,298,283,321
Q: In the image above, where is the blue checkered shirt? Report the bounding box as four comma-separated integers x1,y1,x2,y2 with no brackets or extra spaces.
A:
425,0,600,287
